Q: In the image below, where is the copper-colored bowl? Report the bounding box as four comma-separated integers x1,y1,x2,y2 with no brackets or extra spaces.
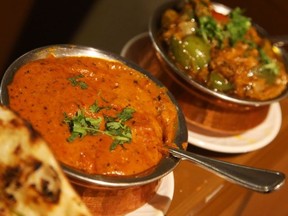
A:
121,33,271,135
149,0,288,107
0,44,188,215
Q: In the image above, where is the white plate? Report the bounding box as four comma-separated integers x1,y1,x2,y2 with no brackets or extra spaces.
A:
121,32,150,57
126,172,174,216
188,103,282,153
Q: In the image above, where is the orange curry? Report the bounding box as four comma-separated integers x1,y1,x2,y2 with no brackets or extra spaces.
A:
8,56,178,176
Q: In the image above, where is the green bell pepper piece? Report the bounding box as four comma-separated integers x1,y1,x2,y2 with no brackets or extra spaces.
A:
169,35,210,72
208,71,233,92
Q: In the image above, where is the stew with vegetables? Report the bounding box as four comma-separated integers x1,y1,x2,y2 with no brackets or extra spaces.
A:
8,56,178,176
159,0,288,100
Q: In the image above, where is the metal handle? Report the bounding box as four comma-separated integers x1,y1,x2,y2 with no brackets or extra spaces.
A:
168,147,285,193
269,35,288,47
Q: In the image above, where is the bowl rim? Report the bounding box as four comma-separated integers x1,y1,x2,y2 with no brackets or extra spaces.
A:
148,0,288,106
0,44,188,188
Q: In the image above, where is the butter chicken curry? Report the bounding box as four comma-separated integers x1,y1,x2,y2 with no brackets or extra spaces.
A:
8,56,178,176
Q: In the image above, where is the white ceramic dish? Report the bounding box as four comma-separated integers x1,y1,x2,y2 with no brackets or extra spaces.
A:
188,103,282,153
126,172,174,216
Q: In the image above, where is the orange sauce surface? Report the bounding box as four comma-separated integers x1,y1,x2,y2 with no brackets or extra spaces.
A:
8,56,178,176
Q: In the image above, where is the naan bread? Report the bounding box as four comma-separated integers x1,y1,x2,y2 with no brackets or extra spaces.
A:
0,106,92,216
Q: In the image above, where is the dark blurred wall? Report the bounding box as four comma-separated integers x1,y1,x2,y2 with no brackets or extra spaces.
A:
217,0,288,35
2,0,287,78
2,0,94,76
0,0,34,75
71,0,288,54
71,0,168,54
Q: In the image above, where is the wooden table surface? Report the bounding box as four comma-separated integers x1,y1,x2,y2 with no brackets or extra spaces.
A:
167,99,288,216
122,0,288,215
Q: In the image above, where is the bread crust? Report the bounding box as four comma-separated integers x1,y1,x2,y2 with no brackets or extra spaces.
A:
0,106,92,216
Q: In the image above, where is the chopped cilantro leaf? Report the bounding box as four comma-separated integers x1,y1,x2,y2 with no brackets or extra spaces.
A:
197,15,224,47
104,107,135,150
117,107,135,122
226,7,251,45
90,100,111,113
89,101,102,113
256,48,279,83
68,74,88,89
196,7,251,48
64,105,135,150
259,49,279,75
64,110,102,142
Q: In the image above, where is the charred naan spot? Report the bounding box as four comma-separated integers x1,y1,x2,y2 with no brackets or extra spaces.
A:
3,166,21,188
9,118,23,128
28,164,61,204
24,121,42,143
8,109,42,145
32,160,42,171
5,193,16,203
41,178,61,203
2,166,21,205
0,207,5,213
13,144,22,156
3,157,62,205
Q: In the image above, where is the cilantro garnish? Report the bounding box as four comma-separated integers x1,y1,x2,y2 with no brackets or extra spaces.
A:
197,16,225,47
226,7,251,45
196,7,251,48
256,49,279,83
63,110,102,142
68,74,88,89
105,107,135,150
63,103,135,151
116,107,135,122
89,100,103,113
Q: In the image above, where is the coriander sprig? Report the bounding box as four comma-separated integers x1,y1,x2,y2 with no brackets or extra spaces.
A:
63,110,102,142
226,8,251,45
197,7,251,47
63,102,135,151
68,74,88,89
104,107,135,150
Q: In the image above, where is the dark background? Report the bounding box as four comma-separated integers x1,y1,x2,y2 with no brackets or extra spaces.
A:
0,0,287,78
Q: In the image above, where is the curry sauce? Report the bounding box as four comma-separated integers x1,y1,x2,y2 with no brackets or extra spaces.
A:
159,0,288,100
8,56,178,176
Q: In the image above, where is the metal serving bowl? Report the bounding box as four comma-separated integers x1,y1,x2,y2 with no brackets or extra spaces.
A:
149,0,288,106
0,45,285,197
0,44,188,188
